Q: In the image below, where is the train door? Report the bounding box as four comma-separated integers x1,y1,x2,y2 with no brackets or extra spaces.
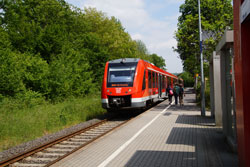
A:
148,70,152,96
158,74,162,98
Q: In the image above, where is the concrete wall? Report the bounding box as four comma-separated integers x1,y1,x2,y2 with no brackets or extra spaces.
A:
216,30,237,152
209,57,215,118
212,52,222,126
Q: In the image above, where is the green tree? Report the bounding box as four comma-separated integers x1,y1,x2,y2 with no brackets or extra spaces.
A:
175,0,233,76
45,47,92,100
0,0,159,100
149,53,166,70
1,0,75,61
178,71,194,87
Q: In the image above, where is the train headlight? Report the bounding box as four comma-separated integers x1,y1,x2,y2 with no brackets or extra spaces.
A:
107,89,110,92
128,89,131,92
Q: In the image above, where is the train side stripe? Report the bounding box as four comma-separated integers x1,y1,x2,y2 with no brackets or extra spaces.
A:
101,94,161,104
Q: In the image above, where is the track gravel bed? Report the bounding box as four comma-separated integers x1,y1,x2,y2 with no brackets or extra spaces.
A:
0,119,101,163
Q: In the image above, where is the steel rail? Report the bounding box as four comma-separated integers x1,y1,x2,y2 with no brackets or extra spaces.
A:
45,119,129,167
0,120,107,167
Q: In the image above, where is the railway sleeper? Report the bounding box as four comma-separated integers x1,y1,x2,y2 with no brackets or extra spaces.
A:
69,138,90,142
88,129,110,133
94,125,114,128
93,128,113,131
53,143,79,148
52,146,78,150
99,123,122,127
11,162,46,167
81,132,105,135
82,132,104,136
35,152,65,157
61,140,83,145
50,146,75,151
78,134,96,138
94,126,116,130
73,136,94,140
45,147,73,152
96,125,117,128
22,156,57,162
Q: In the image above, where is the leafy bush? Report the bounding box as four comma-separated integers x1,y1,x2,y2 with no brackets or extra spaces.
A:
178,71,195,87
195,79,210,109
15,90,45,108
0,50,26,96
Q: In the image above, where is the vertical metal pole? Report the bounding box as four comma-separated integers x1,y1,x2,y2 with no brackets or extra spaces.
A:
198,0,206,116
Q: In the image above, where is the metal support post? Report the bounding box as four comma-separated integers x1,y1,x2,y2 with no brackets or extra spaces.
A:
198,0,206,116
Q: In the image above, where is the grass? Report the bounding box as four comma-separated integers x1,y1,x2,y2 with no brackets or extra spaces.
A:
0,94,106,151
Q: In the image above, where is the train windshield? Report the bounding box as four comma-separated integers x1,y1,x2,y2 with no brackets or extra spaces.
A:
107,62,138,87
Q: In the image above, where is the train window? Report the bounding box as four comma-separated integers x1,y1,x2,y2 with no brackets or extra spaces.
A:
165,76,167,89
174,78,177,85
156,73,158,88
107,62,138,87
148,71,152,88
173,78,178,85
162,76,164,90
155,72,157,88
162,76,165,90
153,72,155,88
142,70,146,90
167,77,171,87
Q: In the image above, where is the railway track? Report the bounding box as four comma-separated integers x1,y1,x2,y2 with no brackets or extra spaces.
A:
0,118,131,167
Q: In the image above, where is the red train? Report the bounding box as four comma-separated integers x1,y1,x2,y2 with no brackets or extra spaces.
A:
101,58,181,111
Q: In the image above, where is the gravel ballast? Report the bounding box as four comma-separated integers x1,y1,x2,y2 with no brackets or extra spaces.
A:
0,118,102,163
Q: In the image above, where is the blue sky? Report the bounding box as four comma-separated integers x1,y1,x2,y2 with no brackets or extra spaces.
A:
65,0,184,73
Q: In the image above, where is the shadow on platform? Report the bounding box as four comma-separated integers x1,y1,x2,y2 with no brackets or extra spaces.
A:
170,105,200,112
184,98,196,103
125,127,238,166
125,150,196,167
175,115,215,126
164,127,238,167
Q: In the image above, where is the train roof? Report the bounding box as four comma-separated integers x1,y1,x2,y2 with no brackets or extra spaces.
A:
108,58,140,63
108,58,178,79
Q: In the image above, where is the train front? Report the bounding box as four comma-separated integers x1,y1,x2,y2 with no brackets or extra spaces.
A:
101,58,143,110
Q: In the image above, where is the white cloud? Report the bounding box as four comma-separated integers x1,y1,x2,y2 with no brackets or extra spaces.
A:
81,0,183,73
131,33,143,40
83,0,148,29
164,0,185,5
148,39,177,51
165,13,181,22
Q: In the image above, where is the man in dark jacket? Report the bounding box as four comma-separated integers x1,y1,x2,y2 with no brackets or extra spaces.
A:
179,84,185,106
173,83,180,105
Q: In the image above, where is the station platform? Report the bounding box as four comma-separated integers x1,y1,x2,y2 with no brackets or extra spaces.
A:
52,88,238,167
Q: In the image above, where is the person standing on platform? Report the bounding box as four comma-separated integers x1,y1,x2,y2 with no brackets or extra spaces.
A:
173,83,180,105
166,85,173,105
179,84,185,106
